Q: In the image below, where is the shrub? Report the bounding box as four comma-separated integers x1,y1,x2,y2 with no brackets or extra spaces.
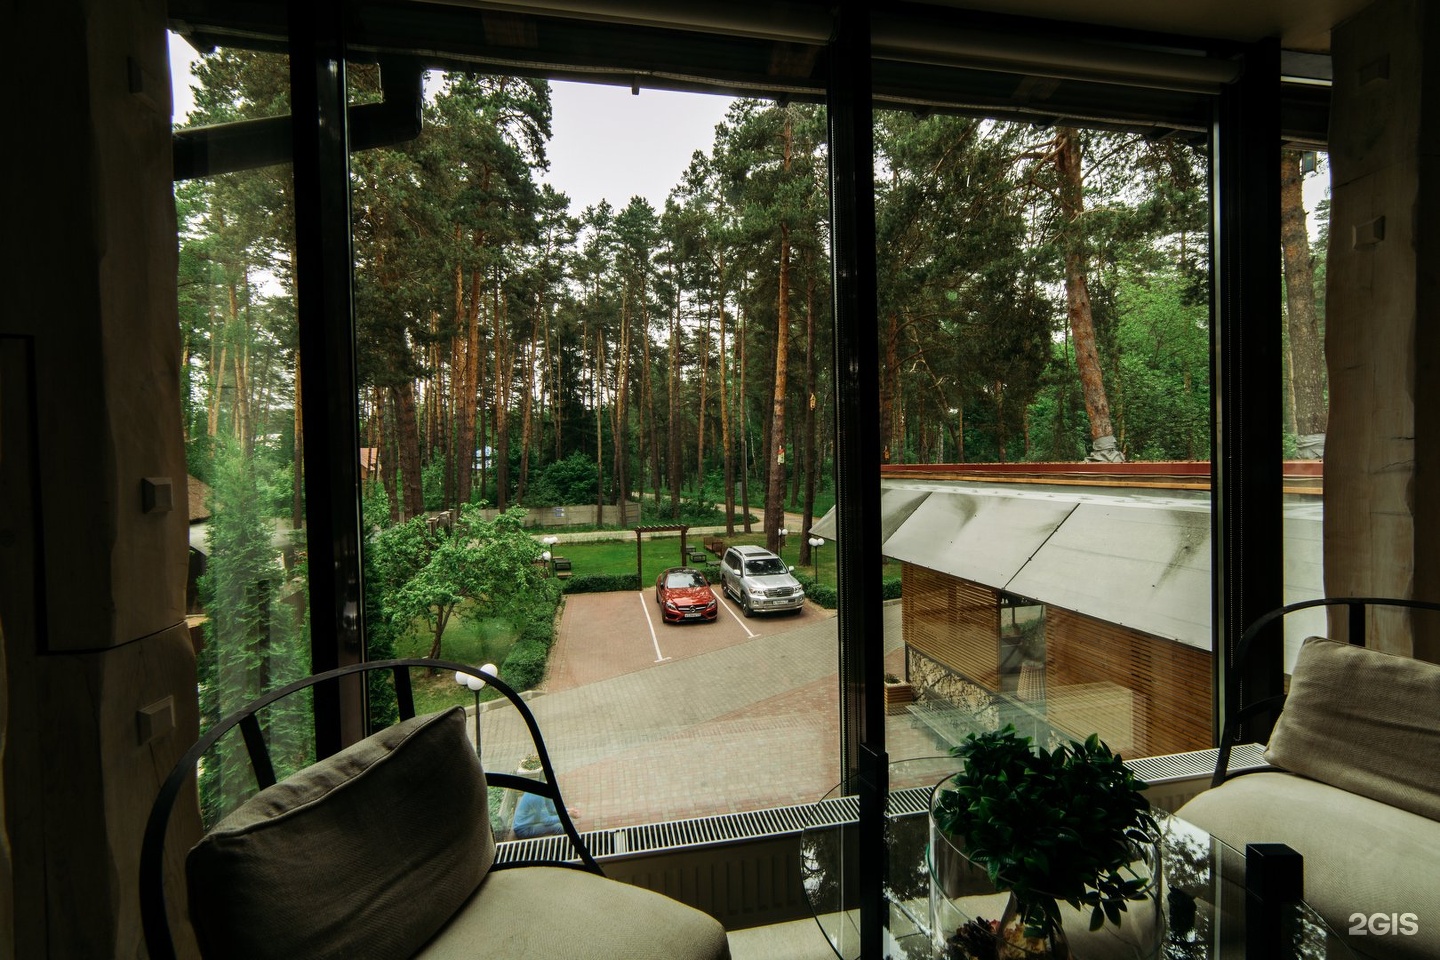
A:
500,637,551,691
805,580,838,608
497,599,560,692
523,453,600,506
798,576,900,609
561,573,641,594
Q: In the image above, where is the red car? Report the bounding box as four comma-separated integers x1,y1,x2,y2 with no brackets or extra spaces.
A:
655,567,719,624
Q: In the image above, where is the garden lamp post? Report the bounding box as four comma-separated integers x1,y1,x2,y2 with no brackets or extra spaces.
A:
542,535,559,575
453,663,498,758
808,536,824,582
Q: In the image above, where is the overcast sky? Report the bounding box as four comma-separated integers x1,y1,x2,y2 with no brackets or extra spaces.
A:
168,34,733,217
543,80,732,216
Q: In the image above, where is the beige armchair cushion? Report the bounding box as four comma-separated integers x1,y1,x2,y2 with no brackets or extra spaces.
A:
1264,636,1440,821
418,866,731,960
1179,772,1440,960
187,707,493,960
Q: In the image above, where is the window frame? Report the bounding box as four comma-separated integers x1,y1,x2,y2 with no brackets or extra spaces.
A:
207,0,1299,879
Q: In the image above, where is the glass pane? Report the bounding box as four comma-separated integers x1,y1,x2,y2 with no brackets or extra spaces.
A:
349,67,839,831
171,33,313,826
875,113,1214,764
1281,148,1329,672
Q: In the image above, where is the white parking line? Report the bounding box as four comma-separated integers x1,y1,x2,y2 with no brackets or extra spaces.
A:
638,592,671,662
718,593,758,638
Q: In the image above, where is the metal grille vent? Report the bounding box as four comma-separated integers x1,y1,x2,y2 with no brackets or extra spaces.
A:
1125,743,1267,784
494,746,1268,866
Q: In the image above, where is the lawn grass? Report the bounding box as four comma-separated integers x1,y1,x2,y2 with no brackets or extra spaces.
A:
394,611,520,715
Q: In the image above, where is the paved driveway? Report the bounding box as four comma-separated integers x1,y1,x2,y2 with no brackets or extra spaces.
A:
545,587,833,691
476,595,933,833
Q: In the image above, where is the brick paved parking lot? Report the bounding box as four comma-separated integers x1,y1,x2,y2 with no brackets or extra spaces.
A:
545,588,833,691
476,592,933,833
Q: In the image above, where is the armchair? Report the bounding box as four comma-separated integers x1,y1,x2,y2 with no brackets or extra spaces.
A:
140,658,731,960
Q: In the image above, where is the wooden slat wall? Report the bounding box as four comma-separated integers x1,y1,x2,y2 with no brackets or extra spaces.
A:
901,566,1000,688
1046,607,1213,757
898,563,1212,758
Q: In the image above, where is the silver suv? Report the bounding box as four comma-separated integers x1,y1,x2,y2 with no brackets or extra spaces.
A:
720,545,805,617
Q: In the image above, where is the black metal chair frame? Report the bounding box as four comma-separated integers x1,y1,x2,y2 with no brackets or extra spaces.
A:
1212,596,1440,788
140,658,600,960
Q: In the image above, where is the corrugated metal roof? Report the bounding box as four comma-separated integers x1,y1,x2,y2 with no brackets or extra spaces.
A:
811,478,1324,659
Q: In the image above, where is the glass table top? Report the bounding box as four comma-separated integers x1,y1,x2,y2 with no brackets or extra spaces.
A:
798,757,1357,960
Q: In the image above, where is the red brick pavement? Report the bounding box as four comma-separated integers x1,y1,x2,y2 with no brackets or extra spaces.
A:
542,594,940,834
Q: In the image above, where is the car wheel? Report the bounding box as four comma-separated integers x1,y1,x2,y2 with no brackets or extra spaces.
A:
741,594,753,617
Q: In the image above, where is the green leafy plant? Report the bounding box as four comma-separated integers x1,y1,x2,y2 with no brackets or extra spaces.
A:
931,726,1158,952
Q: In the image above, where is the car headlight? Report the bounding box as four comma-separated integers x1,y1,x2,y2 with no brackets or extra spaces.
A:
664,600,679,611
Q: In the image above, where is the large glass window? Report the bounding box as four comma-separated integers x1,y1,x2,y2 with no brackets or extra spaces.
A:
171,34,312,825
875,113,1215,761
346,61,843,833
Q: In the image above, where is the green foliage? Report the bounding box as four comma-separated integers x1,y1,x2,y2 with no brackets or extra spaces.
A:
561,573,642,594
363,483,393,533
932,726,1158,943
500,639,551,691
797,575,900,609
362,535,400,732
195,438,311,825
421,457,448,512
802,580,837,608
523,452,600,506
369,505,561,662
495,597,560,691
1109,272,1211,460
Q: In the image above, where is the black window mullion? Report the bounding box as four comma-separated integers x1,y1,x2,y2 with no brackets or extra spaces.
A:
289,0,367,759
828,3,888,956
1210,38,1285,745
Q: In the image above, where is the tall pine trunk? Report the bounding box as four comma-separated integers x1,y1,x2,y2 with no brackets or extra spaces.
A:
800,268,818,564
1056,126,1121,462
454,257,484,510
392,380,425,519
668,287,683,517
882,311,900,463
518,304,540,501
719,285,736,536
492,264,511,511
739,302,751,534
764,113,794,553
593,323,606,523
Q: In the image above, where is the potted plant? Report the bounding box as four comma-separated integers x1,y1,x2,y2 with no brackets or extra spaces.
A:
884,672,915,714
929,726,1159,959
